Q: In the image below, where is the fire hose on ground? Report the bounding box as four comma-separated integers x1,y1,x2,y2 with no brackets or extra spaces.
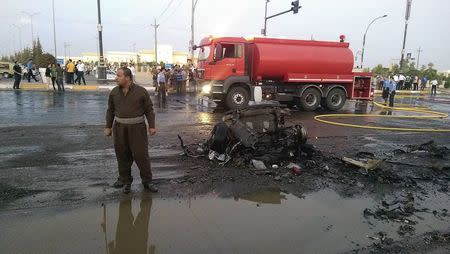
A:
314,100,450,132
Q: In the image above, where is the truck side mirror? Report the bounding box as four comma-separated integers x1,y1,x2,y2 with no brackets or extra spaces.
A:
192,45,198,50
214,44,223,61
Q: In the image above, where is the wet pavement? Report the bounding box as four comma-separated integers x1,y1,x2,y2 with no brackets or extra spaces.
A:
1,90,450,253
1,189,448,254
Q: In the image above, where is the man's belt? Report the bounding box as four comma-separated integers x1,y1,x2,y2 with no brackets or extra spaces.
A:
115,115,145,124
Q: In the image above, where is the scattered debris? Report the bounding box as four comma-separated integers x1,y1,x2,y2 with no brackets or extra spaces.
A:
251,159,267,170
342,157,383,171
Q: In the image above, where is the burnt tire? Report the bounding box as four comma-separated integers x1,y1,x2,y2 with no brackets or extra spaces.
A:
326,88,346,111
299,88,321,111
225,86,250,109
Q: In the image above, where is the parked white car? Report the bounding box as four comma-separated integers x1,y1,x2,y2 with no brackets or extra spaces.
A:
95,69,116,80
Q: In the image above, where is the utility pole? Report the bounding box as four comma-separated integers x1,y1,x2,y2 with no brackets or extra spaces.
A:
96,0,106,82
151,19,159,64
190,0,199,59
416,46,422,69
51,0,57,63
22,11,39,45
64,42,71,62
400,0,412,70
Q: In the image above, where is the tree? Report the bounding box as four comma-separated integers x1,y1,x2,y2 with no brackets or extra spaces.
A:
372,64,390,76
36,53,56,68
423,62,438,80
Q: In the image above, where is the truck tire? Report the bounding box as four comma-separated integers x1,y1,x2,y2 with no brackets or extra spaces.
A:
299,88,321,111
226,86,250,109
326,88,346,111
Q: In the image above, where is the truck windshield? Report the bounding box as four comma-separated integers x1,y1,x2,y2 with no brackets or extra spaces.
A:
198,46,211,61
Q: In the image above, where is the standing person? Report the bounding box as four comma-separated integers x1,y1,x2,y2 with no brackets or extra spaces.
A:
398,74,405,90
76,60,86,85
26,59,38,82
181,67,187,94
45,64,52,88
382,77,390,104
104,67,158,194
420,76,428,91
128,63,136,82
175,67,183,95
50,63,57,90
13,61,22,89
413,75,419,91
430,79,438,96
74,61,80,84
388,78,397,107
56,63,65,91
157,68,167,104
66,59,75,84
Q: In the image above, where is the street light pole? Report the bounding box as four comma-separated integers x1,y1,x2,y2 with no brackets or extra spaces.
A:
190,0,199,59
400,0,412,70
262,0,269,36
360,14,387,69
51,0,57,63
96,0,106,82
22,11,39,45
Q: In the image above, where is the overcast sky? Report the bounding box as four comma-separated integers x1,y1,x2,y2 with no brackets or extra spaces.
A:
0,0,449,70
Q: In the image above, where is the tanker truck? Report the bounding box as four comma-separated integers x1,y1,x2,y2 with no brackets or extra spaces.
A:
194,36,373,110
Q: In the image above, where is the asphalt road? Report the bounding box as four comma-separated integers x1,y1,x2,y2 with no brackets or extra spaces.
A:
0,90,449,254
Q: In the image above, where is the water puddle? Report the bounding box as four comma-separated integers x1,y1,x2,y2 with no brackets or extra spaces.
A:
1,188,448,254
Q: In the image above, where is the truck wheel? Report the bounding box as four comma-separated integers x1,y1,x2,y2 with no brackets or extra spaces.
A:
299,88,321,111
326,89,346,111
226,86,249,109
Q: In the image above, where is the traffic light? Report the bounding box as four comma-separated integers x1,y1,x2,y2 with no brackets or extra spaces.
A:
291,0,300,14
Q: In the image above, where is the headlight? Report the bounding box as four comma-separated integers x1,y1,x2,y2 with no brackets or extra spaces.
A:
201,84,211,94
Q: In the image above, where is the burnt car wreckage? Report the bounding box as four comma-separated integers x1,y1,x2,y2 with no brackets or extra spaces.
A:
178,105,312,167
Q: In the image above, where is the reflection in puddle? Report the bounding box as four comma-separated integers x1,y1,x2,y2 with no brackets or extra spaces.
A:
105,197,155,254
1,189,448,254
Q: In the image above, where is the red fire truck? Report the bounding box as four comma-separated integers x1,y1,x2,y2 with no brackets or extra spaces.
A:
195,36,373,110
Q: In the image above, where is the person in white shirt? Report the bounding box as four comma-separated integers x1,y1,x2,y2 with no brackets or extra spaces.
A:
127,64,136,82
398,74,405,90
76,61,86,85
430,79,438,96
413,76,419,91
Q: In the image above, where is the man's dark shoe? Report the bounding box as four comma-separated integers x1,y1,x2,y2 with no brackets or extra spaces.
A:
143,183,158,193
123,184,131,194
112,179,124,189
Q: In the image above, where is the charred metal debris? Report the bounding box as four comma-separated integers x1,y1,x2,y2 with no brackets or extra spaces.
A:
178,105,313,167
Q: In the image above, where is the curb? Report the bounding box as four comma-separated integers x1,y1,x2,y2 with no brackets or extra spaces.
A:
374,89,443,95
0,83,155,93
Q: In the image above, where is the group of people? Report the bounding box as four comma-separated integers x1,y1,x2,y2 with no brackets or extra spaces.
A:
377,74,439,94
65,59,86,85
44,63,65,91
152,65,197,103
380,74,441,107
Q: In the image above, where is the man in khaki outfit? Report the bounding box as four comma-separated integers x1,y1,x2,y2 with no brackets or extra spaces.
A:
105,67,158,194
